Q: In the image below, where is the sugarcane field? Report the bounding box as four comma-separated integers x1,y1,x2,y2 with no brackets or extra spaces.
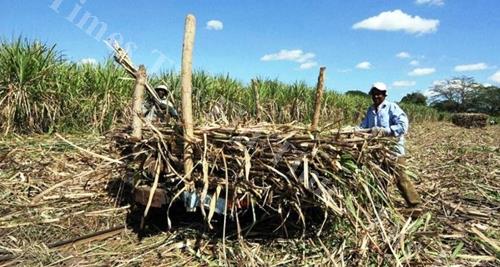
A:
1,2,500,267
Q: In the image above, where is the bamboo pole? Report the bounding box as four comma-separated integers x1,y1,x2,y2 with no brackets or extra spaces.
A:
251,79,261,121
131,65,146,140
181,14,196,180
310,67,326,132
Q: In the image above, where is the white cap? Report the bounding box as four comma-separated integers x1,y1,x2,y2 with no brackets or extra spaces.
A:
371,82,387,91
155,85,169,92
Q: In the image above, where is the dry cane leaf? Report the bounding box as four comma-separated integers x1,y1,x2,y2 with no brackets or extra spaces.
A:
207,185,222,229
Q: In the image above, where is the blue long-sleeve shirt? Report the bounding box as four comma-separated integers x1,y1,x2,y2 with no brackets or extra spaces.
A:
360,100,409,156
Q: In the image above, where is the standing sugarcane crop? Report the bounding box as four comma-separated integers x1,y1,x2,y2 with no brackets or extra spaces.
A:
359,82,422,207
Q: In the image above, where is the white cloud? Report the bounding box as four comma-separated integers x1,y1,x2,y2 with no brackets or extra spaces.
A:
410,60,420,66
356,61,371,70
415,0,444,6
396,52,411,59
206,20,223,30
423,88,439,98
261,49,317,70
423,80,444,97
489,70,500,84
261,49,315,63
393,80,416,87
80,58,97,65
352,10,439,35
432,80,446,86
408,67,436,76
454,63,488,72
296,53,315,63
299,62,318,70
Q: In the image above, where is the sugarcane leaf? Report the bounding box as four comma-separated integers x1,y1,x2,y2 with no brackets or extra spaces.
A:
244,148,251,181
207,185,222,229
303,156,309,189
451,242,464,259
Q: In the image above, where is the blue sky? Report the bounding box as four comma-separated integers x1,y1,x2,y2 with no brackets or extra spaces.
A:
1,0,499,101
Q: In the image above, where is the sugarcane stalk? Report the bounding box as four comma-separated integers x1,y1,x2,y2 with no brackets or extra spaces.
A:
311,67,326,132
252,79,261,121
181,14,196,181
110,42,164,107
131,65,146,140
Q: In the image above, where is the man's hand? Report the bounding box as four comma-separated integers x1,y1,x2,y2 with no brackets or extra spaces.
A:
371,127,392,137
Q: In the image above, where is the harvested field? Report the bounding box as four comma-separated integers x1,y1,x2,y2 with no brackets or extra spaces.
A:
1,122,498,266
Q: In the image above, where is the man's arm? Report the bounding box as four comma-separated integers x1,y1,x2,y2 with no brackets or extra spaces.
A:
389,104,409,137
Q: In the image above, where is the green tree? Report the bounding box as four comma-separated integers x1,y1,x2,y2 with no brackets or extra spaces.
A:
466,85,500,115
401,92,427,105
430,76,500,115
430,76,478,112
345,90,369,98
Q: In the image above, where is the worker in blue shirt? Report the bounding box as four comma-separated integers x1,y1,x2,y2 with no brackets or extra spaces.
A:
360,82,421,207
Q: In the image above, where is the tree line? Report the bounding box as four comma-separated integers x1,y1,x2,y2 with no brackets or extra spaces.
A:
347,76,499,116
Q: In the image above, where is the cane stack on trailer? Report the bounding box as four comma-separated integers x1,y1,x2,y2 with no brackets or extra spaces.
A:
110,16,405,259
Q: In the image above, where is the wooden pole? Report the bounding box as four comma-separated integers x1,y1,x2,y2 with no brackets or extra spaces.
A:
181,14,196,180
251,79,261,121
310,67,326,132
131,65,146,140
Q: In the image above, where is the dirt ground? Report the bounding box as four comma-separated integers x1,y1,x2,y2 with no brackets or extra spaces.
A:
0,122,498,266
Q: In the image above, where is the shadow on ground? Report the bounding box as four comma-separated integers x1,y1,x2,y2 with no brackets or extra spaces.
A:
106,177,332,242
